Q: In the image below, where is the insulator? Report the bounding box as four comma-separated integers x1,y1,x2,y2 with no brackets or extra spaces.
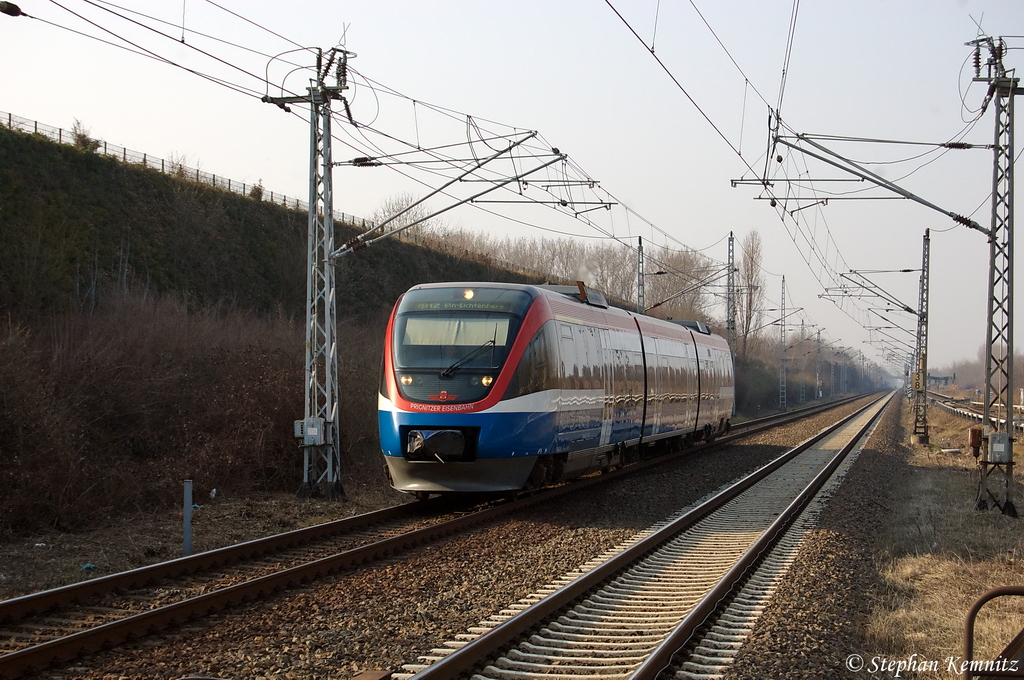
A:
974,46,981,75
338,53,348,85
0,1,24,16
321,50,337,81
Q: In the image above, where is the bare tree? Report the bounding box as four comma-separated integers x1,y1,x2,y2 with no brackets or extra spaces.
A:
370,193,449,243
643,246,716,322
71,119,101,153
736,230,766,358
575,241,636,303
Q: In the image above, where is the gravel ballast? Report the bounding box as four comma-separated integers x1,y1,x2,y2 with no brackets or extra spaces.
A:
25,397,901,679
725,395,908,679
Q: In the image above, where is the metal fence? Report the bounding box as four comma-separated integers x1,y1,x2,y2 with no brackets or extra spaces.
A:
1,110,371,229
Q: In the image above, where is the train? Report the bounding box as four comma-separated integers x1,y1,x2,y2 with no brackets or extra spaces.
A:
378,282,735,497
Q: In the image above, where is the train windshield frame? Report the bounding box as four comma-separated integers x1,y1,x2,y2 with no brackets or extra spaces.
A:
390,288,534,404
401,316,511,366
393,288,533,373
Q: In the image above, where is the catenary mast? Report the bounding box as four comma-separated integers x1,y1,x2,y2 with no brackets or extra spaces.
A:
970,38,1018,516
264,48,351,499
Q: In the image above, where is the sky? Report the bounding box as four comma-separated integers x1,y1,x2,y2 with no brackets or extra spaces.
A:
3,0,1022,374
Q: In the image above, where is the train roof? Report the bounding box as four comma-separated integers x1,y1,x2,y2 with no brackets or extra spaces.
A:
404,281,723,341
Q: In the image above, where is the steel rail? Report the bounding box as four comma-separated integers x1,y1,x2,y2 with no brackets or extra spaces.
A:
0,501,421,625
0,394,868,678
632,391,893,678
0,393,860,627
408,393,889,679
0,484,589,678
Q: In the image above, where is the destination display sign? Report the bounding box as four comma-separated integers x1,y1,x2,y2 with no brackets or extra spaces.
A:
411,301,510,312
399,287,534,317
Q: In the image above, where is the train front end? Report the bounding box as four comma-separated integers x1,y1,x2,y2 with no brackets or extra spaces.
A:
378,284,549,495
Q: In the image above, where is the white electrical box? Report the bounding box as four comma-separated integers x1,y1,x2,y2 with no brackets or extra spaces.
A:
294,417,326,446
987,432,1011,464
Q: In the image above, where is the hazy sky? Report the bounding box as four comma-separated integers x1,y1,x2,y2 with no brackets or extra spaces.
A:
4,0,1022,371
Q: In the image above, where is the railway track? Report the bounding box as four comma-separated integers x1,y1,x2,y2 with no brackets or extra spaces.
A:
0,395,867,679
398,392,892,679
927,390,1024,433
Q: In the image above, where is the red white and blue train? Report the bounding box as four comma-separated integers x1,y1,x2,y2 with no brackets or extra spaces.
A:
378,282,735,497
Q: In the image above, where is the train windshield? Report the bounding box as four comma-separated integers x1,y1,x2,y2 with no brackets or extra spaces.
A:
392,287,533,403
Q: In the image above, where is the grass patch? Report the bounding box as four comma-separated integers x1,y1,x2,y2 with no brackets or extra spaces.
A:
868,405,1024,674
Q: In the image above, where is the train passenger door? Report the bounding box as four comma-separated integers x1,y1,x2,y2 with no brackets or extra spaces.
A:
599,328,613,447
613,338,643,445
701,345,718,429
645,336,662,437
688,332,703,432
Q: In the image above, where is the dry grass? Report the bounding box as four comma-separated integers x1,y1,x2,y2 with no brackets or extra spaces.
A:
0,491,404,600
868,404,1024,674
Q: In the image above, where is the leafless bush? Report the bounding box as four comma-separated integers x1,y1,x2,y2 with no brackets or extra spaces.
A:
0,290,338,534
71,119,100,153
371,192,450,242
249,180,264,201
167,152,192,180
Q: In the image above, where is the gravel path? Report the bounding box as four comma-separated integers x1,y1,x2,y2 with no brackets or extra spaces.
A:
33,398,879,679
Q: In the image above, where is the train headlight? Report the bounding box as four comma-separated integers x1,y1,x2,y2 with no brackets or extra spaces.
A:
463,289,475,300
481,375,494,387
399,374,414,386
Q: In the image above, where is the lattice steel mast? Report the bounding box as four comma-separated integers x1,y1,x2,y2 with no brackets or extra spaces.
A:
815,329,821,400
727,231,736,352
779,276,787,410
637,236,646,313
913,229,931,444
265,48,351,499
799,320,806,404
970,37,1018,516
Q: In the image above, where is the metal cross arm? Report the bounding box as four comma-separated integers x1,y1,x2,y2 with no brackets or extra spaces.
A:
471,200,613,205
331,149,567,259
331,131,538,255
839,272,917,315
645,265,731,312
774,135,991,238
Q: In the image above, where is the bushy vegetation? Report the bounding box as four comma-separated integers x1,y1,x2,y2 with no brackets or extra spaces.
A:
0,127,307,313
0,126,538,535
0,122,873,536
0,296,303,534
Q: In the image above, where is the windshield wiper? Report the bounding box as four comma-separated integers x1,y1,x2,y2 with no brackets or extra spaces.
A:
441,339,496,378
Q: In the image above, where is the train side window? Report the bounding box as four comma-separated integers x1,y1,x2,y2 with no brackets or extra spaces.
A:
592,329,604,390
560,324,579,391
577,325,603,390
505,321,557,399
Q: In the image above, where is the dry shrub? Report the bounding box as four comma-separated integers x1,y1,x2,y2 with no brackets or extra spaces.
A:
334,314,389,498
0,320,79,537
0,291,391,536
0,290,396,536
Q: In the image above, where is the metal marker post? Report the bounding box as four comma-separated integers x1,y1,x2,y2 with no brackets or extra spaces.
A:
183,479,193,556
